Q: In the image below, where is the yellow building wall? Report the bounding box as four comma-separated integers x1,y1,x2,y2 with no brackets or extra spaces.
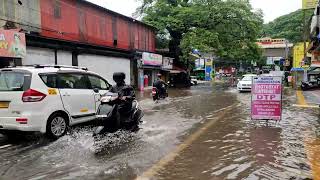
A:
293,42,310,68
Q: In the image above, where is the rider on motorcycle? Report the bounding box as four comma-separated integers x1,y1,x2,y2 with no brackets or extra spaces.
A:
153,73,168,97
109,72,135,116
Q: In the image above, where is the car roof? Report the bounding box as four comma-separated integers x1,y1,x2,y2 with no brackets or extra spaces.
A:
243,74,257,76
0,66,98,75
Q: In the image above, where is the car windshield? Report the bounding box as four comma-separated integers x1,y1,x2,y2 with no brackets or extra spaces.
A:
0,71,31,91
242,76,254,81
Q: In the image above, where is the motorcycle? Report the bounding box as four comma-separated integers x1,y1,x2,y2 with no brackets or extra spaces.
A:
93,91,144,137
301,77,320,91
152,85,168,101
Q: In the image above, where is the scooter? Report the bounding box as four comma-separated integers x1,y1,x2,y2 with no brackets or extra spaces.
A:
152,85,168,101
93,92,144,137
301,77,320,91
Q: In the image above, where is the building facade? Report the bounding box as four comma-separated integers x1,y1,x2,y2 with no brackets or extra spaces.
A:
0,0,157,86
257,37,293,66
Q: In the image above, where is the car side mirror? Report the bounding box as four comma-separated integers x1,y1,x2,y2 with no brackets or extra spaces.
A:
93,88,99,93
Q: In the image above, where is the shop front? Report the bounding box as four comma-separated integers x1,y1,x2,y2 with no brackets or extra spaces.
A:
0,29,26,68
138,52,163,91
161,57,174,82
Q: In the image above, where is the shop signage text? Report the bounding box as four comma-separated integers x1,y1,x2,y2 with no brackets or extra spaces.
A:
0,30,26,58
142,52,162,66
251,76,282,121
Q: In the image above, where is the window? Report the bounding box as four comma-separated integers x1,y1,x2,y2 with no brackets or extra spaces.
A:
88,75,110,90
58,73,90,89
39,74,58,88
53,0,61,19
242,76,255,81
0,71,31,91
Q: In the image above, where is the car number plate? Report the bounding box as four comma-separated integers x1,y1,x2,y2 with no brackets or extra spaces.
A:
0,101,9,109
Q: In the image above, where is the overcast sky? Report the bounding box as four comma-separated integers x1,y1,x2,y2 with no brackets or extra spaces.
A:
87,0,301,23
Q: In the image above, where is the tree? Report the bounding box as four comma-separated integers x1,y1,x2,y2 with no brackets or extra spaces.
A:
137,0,263,67
262,9,313,43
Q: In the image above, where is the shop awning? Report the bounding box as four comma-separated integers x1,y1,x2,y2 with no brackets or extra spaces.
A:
143,65,162,70
290,67,304,71
169,70,183,74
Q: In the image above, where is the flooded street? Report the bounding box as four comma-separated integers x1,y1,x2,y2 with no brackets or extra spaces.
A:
1,83,320,180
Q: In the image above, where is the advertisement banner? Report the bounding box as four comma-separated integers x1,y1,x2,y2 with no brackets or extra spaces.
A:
251,76,282,121
162,57,173,69
0,30,26,58
205,59,213,81
302,0,318,9
266,57,274,65
142,52,162,66
194,58,205,70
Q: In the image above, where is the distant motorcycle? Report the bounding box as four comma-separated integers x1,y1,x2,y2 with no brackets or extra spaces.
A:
93,92,144,137
301,77,320,91
152,86,168,101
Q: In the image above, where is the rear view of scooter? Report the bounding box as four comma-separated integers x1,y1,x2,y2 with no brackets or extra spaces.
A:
93,92,144,137
152,85,168,101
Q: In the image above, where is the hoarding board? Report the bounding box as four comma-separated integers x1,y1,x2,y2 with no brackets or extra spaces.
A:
251,76,282,121
205,59,213,81
142,52,163,66
195,58,205,70
0,30,26,58
302,0,318,9
162,57,173,69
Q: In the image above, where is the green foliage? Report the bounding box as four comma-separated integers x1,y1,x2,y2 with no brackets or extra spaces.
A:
137,0,263,67
262,9,313,43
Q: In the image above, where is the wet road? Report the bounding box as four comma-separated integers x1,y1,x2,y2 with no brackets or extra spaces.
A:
1,83,320,180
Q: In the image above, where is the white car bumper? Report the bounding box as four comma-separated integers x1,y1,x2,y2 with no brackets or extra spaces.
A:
0,114,46,133
237,85,252,91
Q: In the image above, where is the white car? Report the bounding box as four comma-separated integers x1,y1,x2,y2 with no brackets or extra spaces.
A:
0,65,110,139
237,74,257,92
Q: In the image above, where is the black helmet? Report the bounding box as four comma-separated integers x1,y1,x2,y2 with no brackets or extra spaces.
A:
113,72,126,84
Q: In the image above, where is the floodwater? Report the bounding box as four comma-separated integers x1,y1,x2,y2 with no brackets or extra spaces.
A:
0,83,320,180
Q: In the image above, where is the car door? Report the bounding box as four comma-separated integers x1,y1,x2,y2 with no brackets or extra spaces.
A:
58,72,96,123
87,74,110,112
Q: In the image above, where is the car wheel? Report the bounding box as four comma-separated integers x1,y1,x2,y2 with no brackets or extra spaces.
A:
46,113,68,139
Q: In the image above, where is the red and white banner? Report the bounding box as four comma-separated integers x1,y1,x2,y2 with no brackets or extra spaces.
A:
251,76,282,121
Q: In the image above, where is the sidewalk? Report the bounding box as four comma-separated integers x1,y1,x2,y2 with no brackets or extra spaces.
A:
294,89,320,108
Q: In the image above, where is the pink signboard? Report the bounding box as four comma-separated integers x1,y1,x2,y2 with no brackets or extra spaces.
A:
142,52,162,66
251,76,282,121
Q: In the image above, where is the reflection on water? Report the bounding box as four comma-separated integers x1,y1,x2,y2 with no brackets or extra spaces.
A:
249,127,281,166
305,138,320,180
1,85,320,179
156,88,320,180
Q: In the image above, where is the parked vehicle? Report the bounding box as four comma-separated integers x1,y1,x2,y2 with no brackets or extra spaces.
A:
301,69,320,91
168,72,192,88
0,65,110,139
152,86,168,101
93,91,143,136
237,74,257,92
190,76,198,86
